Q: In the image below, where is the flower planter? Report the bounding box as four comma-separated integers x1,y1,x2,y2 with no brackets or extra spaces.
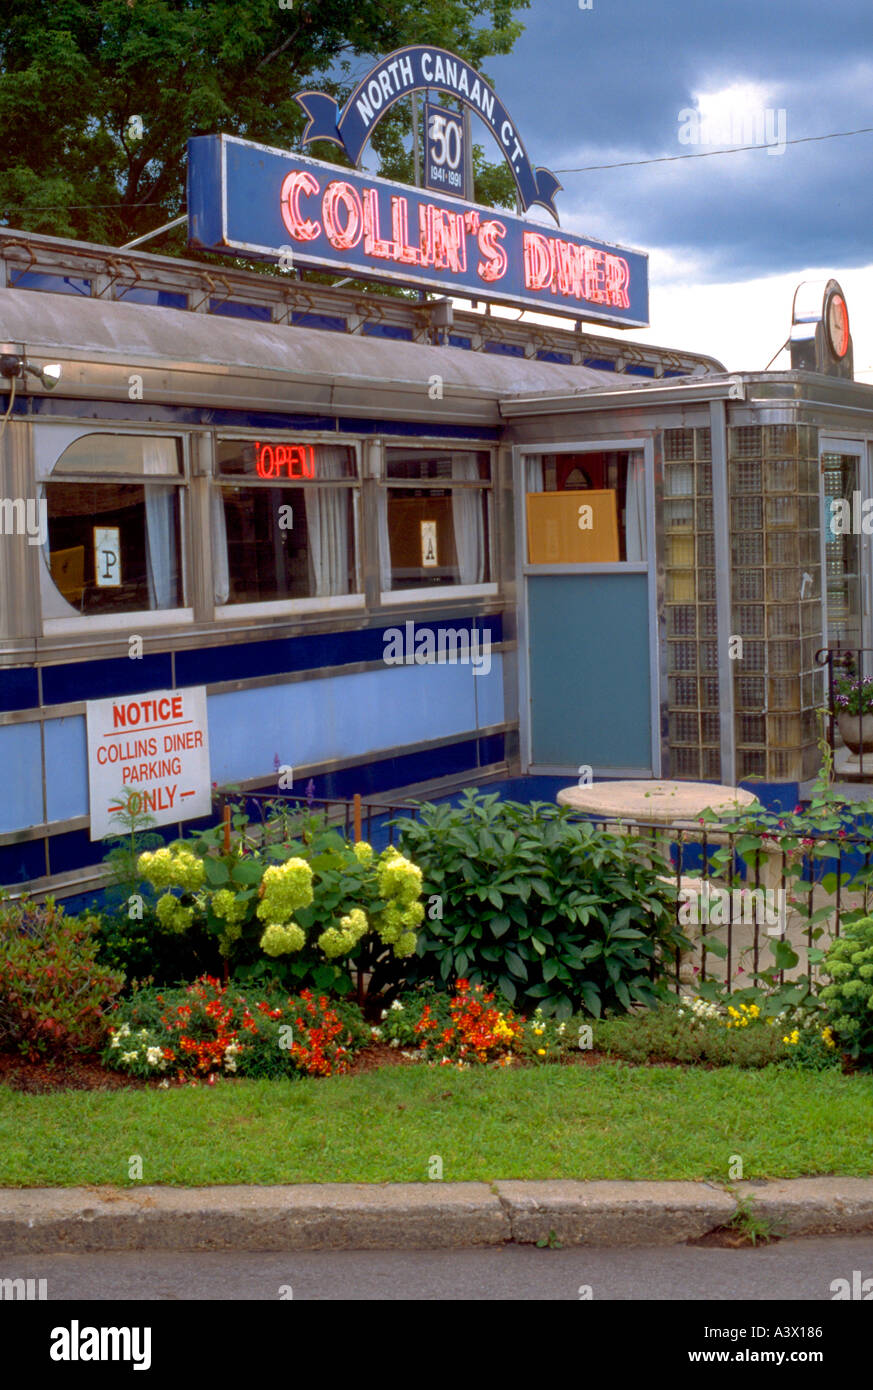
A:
837,710,873,755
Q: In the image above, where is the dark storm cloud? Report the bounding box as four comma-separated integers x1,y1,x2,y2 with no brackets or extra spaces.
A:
485,0,873,279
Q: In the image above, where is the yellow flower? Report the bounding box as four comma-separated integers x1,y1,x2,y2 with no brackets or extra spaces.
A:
727,1006,740,1019
533,1027,544,1036
537,1048,546,1056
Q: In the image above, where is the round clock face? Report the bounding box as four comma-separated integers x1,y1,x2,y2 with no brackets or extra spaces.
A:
826,292,850,359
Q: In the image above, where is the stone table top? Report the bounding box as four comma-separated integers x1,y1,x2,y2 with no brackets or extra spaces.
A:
556,780,758,828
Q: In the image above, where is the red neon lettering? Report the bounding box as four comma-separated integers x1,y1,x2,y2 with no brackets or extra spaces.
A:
583,247,609,304
429,206,466,273
363,188,392,260
523,231,554,291
390,197,422,266
323,181,363,250
279,170,321,241
254,442,316,479
477,220,507,283
604,253,630,309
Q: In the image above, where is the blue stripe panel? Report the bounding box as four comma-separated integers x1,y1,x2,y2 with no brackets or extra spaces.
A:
13,271,91,296
26,395,499,439
290,311,346,332
362,323,414,341
175,617,502,691
582,358,616,372
44,716,88,821
0,839,46,885
0,668,40,712
41,652,173,707
536,350,573,365
448,336,472,349
483,342,525,357
207,660,498,783
0,722,43,833
209,300,271,322
625,364,656,377
116,288,188,309
527,573,651,769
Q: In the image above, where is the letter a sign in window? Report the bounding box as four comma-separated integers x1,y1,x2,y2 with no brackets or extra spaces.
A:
421,520,438,568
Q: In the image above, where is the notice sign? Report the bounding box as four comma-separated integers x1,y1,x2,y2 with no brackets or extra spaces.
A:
86,687,211,840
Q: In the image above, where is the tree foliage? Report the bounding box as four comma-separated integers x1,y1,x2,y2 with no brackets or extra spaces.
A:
0,0,529,251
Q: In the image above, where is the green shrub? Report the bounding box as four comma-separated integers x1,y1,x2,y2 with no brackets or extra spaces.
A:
132,825,425,1009
820,916,873,1065
0,895,124,1058
394,791,687,1018
92,903,223,988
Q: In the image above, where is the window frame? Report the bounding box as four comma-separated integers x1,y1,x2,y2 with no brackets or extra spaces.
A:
378,441,497,605
39,427,193,636
211,432,364,618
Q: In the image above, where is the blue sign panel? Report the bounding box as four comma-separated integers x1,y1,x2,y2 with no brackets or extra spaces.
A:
187,135,649,329
424,102,466,201
295,46,560,218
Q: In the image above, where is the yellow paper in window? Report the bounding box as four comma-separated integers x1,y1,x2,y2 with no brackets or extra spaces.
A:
421,519,438,568
526,490,619,563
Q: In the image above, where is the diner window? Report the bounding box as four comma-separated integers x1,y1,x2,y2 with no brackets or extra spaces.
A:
214,441,358,604
525,451,647,564
44,435,184,615
380,449,492,590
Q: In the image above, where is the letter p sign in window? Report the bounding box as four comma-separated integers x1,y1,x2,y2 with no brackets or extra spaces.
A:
94,526,122,588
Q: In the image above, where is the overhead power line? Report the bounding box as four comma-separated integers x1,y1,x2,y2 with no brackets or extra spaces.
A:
555,125,873,173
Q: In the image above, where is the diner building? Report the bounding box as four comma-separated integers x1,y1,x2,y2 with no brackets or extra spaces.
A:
0,226,869,901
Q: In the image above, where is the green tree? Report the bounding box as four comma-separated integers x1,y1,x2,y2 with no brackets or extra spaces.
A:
0,0,528,250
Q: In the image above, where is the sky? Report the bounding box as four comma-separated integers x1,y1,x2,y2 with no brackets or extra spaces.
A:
437,0,873,380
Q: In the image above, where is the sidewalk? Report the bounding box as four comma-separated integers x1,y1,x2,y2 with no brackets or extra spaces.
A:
2,1179,873,1252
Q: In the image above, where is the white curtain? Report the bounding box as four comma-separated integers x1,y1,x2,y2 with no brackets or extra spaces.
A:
451,453,485,585
625,455,647,562
143,438,178,609
211,489,230,604
305,446,351,596
525,454,545,493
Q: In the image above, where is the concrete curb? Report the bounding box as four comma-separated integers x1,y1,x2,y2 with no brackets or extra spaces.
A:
1,1180,873,1253
734,1179,873,1238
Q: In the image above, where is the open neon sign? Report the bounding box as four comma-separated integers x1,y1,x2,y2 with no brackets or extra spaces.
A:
254,442,316,479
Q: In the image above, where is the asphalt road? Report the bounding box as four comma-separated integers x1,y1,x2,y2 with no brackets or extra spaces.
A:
4,1235,872,1300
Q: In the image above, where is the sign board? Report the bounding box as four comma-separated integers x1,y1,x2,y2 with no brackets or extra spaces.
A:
188,135,649,328
424,102,466,200
94,527,121,587
295,45,560,218
526,490,620,564
86,687,211,840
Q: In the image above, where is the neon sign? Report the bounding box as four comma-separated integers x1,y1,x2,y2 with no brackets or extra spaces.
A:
187,136,649,327
254,442,315,479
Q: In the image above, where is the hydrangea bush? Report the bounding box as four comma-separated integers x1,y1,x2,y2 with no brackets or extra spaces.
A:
135,829,425,1008
820,916,873,1065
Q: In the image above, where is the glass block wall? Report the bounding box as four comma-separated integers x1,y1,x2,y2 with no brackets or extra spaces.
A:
729,424,822,782
663,426,722,780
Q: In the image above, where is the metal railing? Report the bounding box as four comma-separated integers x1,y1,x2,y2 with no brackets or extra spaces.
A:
214,788,872,994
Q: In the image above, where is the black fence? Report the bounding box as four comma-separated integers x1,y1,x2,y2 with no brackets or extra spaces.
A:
214,788,871,993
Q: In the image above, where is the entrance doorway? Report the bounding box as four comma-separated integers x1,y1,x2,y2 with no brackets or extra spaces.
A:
518,441,660,776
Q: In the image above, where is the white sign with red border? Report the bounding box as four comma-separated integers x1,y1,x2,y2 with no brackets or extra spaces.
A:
86,686,212,840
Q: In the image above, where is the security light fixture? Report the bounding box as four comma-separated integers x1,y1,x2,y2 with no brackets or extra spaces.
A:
0,354,62,389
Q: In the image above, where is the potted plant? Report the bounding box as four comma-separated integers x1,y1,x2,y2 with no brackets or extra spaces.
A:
833,672,873,754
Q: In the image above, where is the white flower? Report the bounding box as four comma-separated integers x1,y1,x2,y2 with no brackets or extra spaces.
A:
121,1050,139,1063
224,1059,237,1074
380,1009,388,1020
139,1029,149,1039
158,1079,170,1089
390,1038,400,1048
370,1027,383,1040
110,1036,120,1049
145,1047,163,1067
390,999,405,1012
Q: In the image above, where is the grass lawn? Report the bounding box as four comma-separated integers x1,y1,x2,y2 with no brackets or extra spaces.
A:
2,1062,872,1187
